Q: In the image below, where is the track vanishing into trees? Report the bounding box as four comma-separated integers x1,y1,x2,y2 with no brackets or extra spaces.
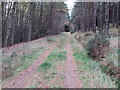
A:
3,34,83,88
2,33,117,88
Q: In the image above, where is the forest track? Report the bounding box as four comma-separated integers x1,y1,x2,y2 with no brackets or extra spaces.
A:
64,39,83,88
3,43,57,88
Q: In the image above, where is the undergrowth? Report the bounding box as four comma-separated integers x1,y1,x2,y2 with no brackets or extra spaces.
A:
71,38,116,88
86,34,110,60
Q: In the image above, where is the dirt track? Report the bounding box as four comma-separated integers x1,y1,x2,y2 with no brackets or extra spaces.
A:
3,43,57,88
2,34,117,88
3,37,83,88
64,39,82,88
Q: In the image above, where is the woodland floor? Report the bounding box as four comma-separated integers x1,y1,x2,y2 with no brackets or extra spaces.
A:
1,32,118,88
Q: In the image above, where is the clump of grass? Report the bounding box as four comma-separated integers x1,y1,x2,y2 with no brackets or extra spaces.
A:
73,48,101,71
48,51,66,61
38,62,51,71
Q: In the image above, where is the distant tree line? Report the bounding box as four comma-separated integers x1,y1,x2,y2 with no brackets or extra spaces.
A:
2,2,69,47
71,2,120,35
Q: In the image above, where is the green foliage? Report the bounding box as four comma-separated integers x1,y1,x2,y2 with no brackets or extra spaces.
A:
99,34,110,44
86,38,97,51
73,50,89,62
73,49,99,70
86,34,110,60
86,34,109,51
38,62,51,71
47,51,66,61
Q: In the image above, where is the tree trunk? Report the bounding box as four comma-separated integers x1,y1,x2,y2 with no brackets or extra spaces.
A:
11,2,17,45
116,2,119,28
112,3,115,27
93,2,96,33
99,3,103,35
0,3,2,47
104,2,110,37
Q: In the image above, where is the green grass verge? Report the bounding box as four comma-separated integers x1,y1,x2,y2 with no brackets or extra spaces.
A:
71,38,116,88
